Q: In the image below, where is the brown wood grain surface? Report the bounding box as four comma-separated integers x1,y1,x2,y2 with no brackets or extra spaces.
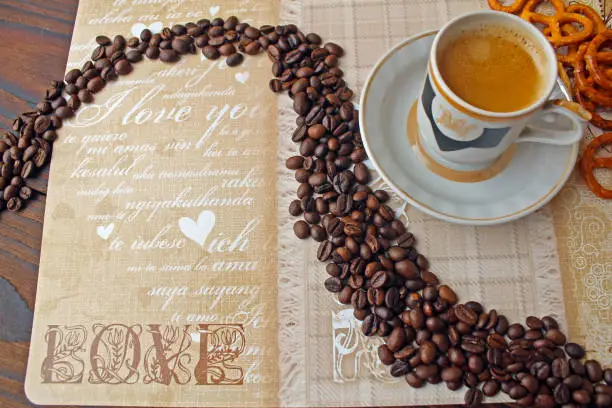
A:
0,1,513,407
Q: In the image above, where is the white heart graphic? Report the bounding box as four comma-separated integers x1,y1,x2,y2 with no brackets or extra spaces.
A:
209,5,220,16
131,21,163,38
235,72,249,84
97,223,114,240
179,211,216,248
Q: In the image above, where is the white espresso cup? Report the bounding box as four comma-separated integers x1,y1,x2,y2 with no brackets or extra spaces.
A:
416,11,585,172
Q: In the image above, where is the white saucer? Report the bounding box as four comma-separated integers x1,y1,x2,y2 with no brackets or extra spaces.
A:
359,31,579,226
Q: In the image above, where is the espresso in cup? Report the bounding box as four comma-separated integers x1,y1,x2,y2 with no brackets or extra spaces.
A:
438,24,547,113
415,11,584,173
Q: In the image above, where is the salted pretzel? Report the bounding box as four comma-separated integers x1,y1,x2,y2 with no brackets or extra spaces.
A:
574,44,612,107
580,133,612,199
586,31,612,91
521,0,594,46
487,0,527,14
575,88,612,130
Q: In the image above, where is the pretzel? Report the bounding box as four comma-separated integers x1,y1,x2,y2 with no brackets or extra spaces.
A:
566,3,607,35
547,24,579,65
487,0,527,14
580,132,612,198
521,0,594,46
574,44,612,107
586,31,612,90
575,88,612,130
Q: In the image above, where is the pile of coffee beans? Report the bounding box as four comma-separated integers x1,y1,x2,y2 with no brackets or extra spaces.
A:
1,15,610,407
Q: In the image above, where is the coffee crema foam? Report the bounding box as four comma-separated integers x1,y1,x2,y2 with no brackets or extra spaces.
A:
438,24,547,113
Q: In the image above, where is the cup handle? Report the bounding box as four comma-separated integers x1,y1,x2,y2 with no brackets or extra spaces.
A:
516,105,585,145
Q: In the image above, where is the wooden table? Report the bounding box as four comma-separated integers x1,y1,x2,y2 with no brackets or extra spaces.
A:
0,1,512,406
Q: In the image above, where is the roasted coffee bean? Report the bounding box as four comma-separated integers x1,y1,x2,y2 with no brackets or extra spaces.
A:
372,305,393,321
494,315,509,335
455,304,478,326
541,315,559,330
33,116,51,134
441,366,462,383
159,48,179,62
349,286,366,306
396,233,415,250
448,347,466,366
464,388,483,407
554,383,571,404
361,313,378,336
310,225,327,242
65,68,81,84
520,374,539,394
525,316,543,330
55,106,74,119
565,342,585,359
486,332,506,349
337,286,353,305
5,196,22,212
378,344,395,365
409,308,425,329
114,59,133,75
385,326,406,352
286,155,304,170
19,186,32,200
304,211,320,225
564,374,583,390
326,263,342,278
414,364,438,381
422,286,438,301
289,199,303,216
604,368,612,385
324,277,342,293
437,285,457,304
595,393,612,408
354,162,369,184
419,341,437,364
300,197,314,212
293,92,311,116
507,323,525,339
552,357,571,379
389,360,410,378
291,124,307,142
325,217,344,237
352,307,369,321
568,358,585,377
308,172,327,187
202,45,220,60
333,171,353,194
545,329,566,345
226,52,244,67
586,360,603,382
384,286,401,309
300,138,317,156
482,380,500,397
323,42,344,57
293,220,310,239
317,240,333,262
145,46,160,59
395,260,419,280
336,194,353,215
461,335,485,354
